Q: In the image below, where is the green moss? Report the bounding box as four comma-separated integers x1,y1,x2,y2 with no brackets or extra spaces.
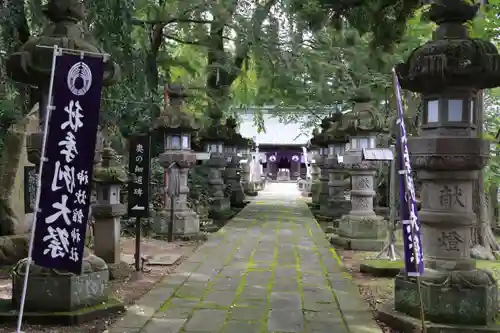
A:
360,259,404,269
93,166,128,183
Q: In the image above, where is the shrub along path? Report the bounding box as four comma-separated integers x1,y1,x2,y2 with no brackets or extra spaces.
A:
106,183,381,333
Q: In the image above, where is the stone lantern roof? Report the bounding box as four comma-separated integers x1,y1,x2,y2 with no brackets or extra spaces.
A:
324,112,349,144
152,83,199,134
223,117,248,148
396,1,500,93
336,92,387,136
7,0,120,87
310,116,334,147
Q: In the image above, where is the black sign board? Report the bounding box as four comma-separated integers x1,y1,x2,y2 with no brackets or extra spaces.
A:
128,134,151,218
24,166,38,213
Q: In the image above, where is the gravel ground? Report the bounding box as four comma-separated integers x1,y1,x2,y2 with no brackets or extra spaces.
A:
0,237,203,333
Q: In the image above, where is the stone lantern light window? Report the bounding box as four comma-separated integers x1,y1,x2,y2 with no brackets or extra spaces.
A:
182,134,190,149
96,183,120,205
349,136,375,150
206,142,224,153
328,143,345,157
166,133,190,150
167,134,181,150
423,96,476,126
225,146,238,154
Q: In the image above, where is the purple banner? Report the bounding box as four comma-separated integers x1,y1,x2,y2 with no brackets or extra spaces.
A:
32,52,104,274
393,69,424,276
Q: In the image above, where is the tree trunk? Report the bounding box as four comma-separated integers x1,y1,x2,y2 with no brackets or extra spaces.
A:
471,90,500,258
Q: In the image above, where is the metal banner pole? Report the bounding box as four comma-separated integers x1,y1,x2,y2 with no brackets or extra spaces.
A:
134,217,141,271
16,45,60,333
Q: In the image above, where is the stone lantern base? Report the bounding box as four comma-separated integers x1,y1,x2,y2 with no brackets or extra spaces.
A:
326,197,350,221
334,214,386,251
155,208,200,236
156,151,201,236
9,255,124,324
377,270,499,332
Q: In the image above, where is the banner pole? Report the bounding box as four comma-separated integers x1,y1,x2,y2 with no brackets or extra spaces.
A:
392,68,427,333
16,45,60,333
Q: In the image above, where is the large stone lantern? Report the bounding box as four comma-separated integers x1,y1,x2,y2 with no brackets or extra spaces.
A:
378,1,500,329
311,117,331,211
201,120,230,217
239,138,255,195
223,117,246,208
6,0,119,167
335,93,387,251
152,83,200,237
325,113,350,221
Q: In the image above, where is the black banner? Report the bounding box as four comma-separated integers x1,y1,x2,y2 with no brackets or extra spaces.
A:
127,134,151,218
31,52,104,274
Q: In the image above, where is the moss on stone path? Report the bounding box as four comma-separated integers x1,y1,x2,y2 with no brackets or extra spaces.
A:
107,184,381,333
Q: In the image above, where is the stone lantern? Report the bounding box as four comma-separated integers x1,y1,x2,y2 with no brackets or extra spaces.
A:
223,117,246,208
92,146,127,264
152,83,200,237
239,138,254,195
378,1,500,329
311,118,331,207
324,113,350,222
201,120,230,217
312,117,334,216
6,0,119,168
335,93,387,251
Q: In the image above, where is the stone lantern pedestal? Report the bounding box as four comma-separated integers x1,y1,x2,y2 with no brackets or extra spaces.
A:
326,157,350,222
223,118,246,208
152,83,200,237
336,163,386,250
203,141,231,216
226,153,245,207
92,147,127,264
319,155,333,216
158,151,200,235
378,2,500,330
309,152,321,204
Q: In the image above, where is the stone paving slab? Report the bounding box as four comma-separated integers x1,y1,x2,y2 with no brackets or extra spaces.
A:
106,183,382,333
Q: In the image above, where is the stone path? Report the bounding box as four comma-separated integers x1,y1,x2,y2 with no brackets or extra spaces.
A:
107,183,381,333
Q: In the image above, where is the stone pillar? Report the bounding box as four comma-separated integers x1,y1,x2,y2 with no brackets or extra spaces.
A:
207,151,230,216
159,151,200,235
92,147,127,264
326,157,350,221
379,2,500,328
226,154,245,207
